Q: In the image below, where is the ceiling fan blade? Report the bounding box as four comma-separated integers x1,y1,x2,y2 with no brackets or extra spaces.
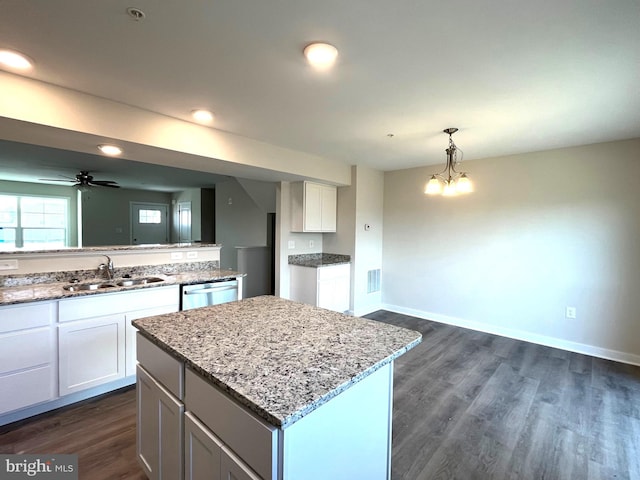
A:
39,178,75,182
90,180,120,188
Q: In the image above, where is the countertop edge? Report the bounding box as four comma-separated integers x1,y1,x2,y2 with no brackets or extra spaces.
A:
134,327,422,429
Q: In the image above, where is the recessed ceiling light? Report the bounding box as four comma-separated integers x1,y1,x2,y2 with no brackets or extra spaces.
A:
191,109,215,123
303,43,338,70
98,144,123,156
0,49,33,70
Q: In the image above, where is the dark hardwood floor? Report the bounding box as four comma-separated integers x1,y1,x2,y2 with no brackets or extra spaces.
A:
1,311,639,479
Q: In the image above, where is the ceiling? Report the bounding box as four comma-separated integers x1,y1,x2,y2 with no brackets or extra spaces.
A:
1,0,639,189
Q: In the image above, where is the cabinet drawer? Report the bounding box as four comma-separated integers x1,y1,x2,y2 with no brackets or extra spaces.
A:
137,333,184,400
58,285,179,322
0,302,55,332
185,367,278,480
0,365,55,414
0,328,52,374
317,263,350,281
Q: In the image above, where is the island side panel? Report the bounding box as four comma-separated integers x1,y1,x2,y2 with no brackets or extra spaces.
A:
281,362,393,480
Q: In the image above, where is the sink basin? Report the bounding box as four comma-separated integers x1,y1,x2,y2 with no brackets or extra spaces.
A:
63,282,115,291
116,276,165,287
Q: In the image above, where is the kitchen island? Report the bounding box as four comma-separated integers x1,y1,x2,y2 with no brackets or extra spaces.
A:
133,295,421,480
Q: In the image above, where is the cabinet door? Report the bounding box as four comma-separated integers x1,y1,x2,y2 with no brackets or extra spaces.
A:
185,412,222,480
137,365,184,480
317,265,350,313
58,313,126,395
221,447,261,480
0,310,56,414
320,184,337,232
303,182,324,231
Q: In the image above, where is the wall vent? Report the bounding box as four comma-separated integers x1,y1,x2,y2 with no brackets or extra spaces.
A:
367,269,381,294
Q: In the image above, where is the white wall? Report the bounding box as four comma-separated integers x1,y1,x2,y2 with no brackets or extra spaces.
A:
323,165,384,316
383,138,640,365
215,178,274,270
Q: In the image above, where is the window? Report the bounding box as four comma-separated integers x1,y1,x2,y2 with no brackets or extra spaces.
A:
0,194,69,249
138,209,162,224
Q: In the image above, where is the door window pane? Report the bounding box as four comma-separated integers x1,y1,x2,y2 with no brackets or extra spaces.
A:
139,209,162,224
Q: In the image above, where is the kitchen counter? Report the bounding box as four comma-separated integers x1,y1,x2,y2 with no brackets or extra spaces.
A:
288,252,351,267
133,295,421,428
0,268,244,306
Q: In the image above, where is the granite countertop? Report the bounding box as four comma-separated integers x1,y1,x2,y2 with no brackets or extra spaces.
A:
288,253,351,268
133,295,421,429
0,268,244,306
0,242,222,256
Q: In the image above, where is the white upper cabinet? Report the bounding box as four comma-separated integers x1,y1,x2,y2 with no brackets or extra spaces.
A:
291,182,337,232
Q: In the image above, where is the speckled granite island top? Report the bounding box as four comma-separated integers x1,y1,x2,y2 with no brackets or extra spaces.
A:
133,295,421,429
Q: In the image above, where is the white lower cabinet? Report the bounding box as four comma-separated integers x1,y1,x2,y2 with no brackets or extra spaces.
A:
290,263,350,313
0,285,180,425
58,313,126,395
185,413,260,480
0,301,56,415
137,364,184,480
58,285,179,395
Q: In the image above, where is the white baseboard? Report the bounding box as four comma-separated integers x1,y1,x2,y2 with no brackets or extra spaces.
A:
382,303,640,367
0,376,136,427
353,303,385,318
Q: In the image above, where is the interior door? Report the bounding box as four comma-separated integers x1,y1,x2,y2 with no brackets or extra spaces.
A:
131,203,169,245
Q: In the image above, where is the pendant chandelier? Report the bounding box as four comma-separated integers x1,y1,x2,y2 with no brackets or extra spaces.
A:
424,128,472,196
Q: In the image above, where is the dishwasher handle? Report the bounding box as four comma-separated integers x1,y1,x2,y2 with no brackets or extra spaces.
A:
183,285,237,295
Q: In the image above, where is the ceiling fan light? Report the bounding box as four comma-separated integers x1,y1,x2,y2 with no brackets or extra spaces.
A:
456,174,473,193
424,176,442,195
98,144,122,156
303,43,338,70
0,49,33,70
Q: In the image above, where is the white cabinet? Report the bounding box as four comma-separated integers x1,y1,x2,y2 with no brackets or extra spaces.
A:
0,301,56,415
58,285,179,395
291,181,337,232
58,313,125,395
290,263,350,313
137,364,184,480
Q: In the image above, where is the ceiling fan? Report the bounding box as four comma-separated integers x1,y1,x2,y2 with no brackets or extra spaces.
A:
40,170,120,189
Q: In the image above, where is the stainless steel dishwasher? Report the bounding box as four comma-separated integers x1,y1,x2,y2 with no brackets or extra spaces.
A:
180,279,239,310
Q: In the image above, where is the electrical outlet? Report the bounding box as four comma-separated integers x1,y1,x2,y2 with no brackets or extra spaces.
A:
187,251,198,259
309,240,314,248
171,252,184,260
565,306,577,319
288,240,295,249
0,259,18,270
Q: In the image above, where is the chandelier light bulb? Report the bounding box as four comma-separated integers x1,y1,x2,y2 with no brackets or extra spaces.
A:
424,176,442,195
442,181,458,197
456,174,473,194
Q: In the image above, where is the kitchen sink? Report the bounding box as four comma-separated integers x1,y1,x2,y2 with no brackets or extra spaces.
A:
63,276,165,291
116,276,165,286
63,282,115,291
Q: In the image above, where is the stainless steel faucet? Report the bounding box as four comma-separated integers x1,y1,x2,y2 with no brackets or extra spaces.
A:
98,255,115,280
